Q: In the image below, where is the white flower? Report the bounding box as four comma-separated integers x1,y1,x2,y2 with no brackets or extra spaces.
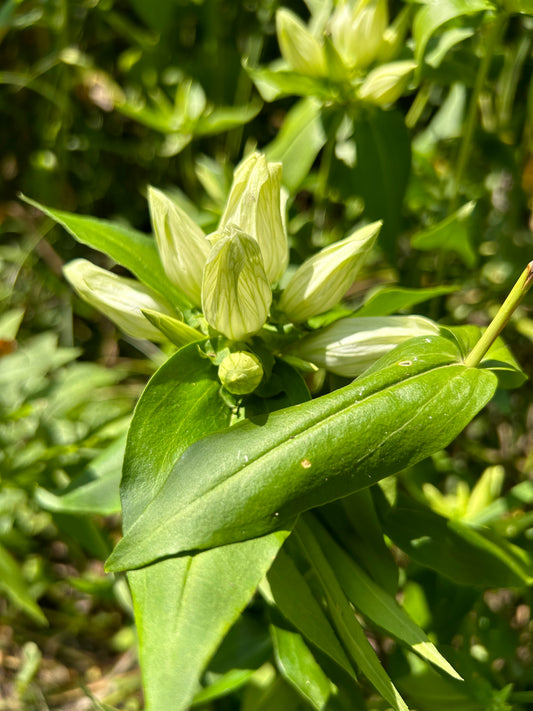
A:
358,60,417,106
288,315,441,376
63,259,174,342
202,227,272,341
329,0,389,70
148,186,210,306
278,221,381,323
276,8,327,77
219,152,288,283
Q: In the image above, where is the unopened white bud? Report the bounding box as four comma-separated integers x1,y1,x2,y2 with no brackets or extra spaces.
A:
63,259,173,341
148,186,210,306
288,315,440,376
276,8,327,77
202,227,272,341
278,221,381,323
218,351,264,394
358,60,416,106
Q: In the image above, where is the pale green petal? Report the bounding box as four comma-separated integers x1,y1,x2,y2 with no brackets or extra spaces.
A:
279,221,381,323
148,186,210,306
219,153,288,283
202,228,272,341
288,315,441,376
329,0,388,70
276,8,327,77
358,60,417,106
64,259,172,341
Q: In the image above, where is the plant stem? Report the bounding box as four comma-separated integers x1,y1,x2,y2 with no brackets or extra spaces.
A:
465,261,533,367
450,12,507,210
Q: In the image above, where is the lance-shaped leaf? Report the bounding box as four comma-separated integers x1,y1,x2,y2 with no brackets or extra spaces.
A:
278,221,381,323
148,186,211,306
219,153,288,283
202,228,272,340
63,259,175,341
106,335,497,572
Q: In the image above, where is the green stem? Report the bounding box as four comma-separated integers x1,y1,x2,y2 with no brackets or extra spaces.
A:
465,261,533,367
450,13,506,210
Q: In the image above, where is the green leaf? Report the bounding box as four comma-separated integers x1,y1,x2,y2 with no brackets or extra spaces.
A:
246,64,335,102
0,543,47,626
309,515,462,679
380,495,533,587
356,285,459,317
271,625,332,710
503,0,533,12
0,308,24,339
443,325,527,388
413,0,495,65
263,548,355,679
294,518,409,711
411,202,477,267
320,492,399,596
21,196,190,310
35,435,127,516
121,344,289,711
106,336,497,571
265,98,327,192
330,109,411,261
195,102,262,135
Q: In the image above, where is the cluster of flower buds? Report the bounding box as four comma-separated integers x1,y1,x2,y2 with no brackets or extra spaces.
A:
64,152,438,396
276,0,415,107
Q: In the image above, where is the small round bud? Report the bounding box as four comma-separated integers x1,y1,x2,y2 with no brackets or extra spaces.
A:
218,352,264,395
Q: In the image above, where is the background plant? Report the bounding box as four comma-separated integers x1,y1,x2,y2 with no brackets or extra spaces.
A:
1,1,533,710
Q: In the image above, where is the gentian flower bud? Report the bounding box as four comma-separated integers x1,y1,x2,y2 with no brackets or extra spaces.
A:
276,8,327,77
329,0,388,70
278,221,381,323
218,351,264,394
219,153,288,284
358,60,416,106
148,186,210,306
287,315,441,376
202,227,272,341
63,259,173,341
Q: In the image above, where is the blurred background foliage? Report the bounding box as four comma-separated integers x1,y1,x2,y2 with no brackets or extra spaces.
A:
0,0,532,709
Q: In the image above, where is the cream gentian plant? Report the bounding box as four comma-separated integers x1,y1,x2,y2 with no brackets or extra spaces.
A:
273,0,415,106
64,152,438,395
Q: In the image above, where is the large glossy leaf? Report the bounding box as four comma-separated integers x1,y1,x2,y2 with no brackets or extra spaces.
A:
21,196,189,310
106,336,497,571
121,344,290,711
